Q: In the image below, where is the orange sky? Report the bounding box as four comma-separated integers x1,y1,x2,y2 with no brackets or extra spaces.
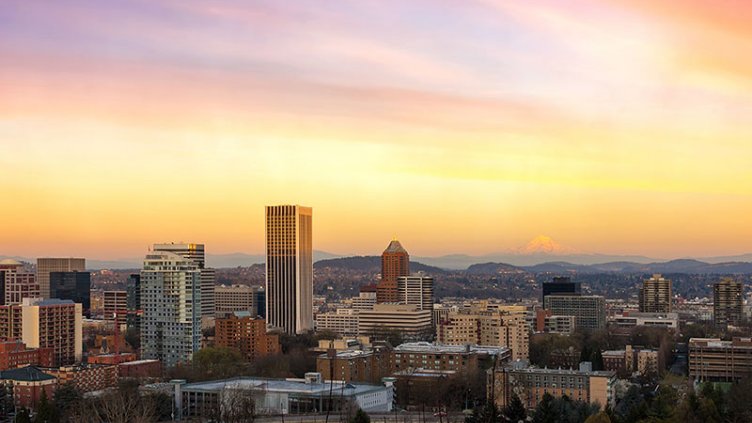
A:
1,0,752,259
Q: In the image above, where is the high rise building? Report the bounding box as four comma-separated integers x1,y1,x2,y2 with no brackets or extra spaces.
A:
214,285,265,318
639,274,672,313
544,295,606,330
436,310,530,360
714,278,743,327
153,243,216,318
377,239,409,303
140,251,201,368
397,274,433,311
103,291,128,322
36,258,85,299
126,274,141,329
49,271,91,317
20,298,82,366
0,260,39,306
541,277,581,302
265,205,313,335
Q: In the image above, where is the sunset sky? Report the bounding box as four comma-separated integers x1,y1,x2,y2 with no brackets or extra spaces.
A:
2,0,752,260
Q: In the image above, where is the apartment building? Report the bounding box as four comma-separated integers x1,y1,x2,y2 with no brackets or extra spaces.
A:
315,308,360,336
214,312,280,362
21,298,82,366
436,310,530,360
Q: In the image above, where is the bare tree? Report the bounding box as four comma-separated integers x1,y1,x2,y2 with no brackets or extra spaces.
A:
96,389,157,423
220,386,257,423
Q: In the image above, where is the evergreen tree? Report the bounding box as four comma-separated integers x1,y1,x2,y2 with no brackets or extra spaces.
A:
583,411,611,423
14,408,31,423
501,393,526,423
531,394,557,423
350,408,371,423
53,383,80,417
33,390,58,423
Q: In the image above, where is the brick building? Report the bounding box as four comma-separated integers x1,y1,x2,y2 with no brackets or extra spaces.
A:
21,298,83,366
0,366,57,411
0,341,53,370
44,364,118,393
0,306,22,341
215,312,280,361
377,239,409,303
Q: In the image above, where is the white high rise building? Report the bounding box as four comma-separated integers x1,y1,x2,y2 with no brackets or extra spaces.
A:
140,250,201,368
265,205,313,335
153,243,215,318
397,274,434,311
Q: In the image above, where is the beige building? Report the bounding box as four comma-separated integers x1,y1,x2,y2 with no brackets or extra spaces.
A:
0,260,40,305
397,274,433,311
490,361,615,410
214,285,263,317
436,310,530,360
689,337,752,382
21,298,82,366
265,205,313,335
36,258,85,299
639,274,672,313
315,309,360,336
358,304,432,341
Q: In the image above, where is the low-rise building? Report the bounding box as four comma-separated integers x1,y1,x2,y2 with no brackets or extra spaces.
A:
689,337,752,382
489,361,615,410
393,342,510,374
0,341,53,370
316,347,392,384
172,373,394,418
315,309,360,336
44,364,118,393
118,359,162,379
609,312,679,330
0,366,57,411
358,304,433,341
543,315,576,334
602,346,659,376
436,310,529,360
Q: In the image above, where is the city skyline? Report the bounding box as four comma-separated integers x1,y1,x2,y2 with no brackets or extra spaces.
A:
3,1,752,259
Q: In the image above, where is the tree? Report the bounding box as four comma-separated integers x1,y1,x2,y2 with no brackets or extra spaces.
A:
350,408,370,423
583,411,611,423
531,394,557,423
192,347,245,380
0,383,15,420
220,387,256,423
14,408,31,423
501,393,526,423
33,389,58,423
53,383,81,417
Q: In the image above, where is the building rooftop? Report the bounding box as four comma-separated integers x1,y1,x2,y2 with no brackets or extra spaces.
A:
182,376,388,397
0,259,22,266
0,366,56,382
119,359,161,366
503,363,616,378
394,342,508,356
383,239,408,254
22,298,76,306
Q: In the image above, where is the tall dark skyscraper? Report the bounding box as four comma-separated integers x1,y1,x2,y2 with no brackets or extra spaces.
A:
49,271,91,316
377,239,410,303
714,278,743,327
542,276,581,302
265,205,313,335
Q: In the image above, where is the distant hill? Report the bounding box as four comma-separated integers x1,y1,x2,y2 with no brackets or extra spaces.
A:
314,256,449,275
465,262,525,275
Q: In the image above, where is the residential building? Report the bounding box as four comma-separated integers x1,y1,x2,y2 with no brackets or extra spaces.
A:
639,274,672,313
397,274,433,311
377,239,409,303
0,366,57,411
21,298,82,366
544,315,576,334
689,337,752,382
317,347,393,384
541,277,581,302
103,290,128,322
544,295,606,330
714,278,743,327
489,361,615,410
1,260,40,306
36,258,85,299
602,345,659,376
265,205,313,335
214,312,280,362
140,251,201,368
44,364,118,393
49,271,91,316
358,304,432,341
393,342,510,374
315,308,359,337
0,305,22,341
153,243,216,318
0,341,53,370
436,311,530,360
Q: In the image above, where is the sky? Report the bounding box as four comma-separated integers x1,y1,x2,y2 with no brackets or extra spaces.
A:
2,0,752,260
